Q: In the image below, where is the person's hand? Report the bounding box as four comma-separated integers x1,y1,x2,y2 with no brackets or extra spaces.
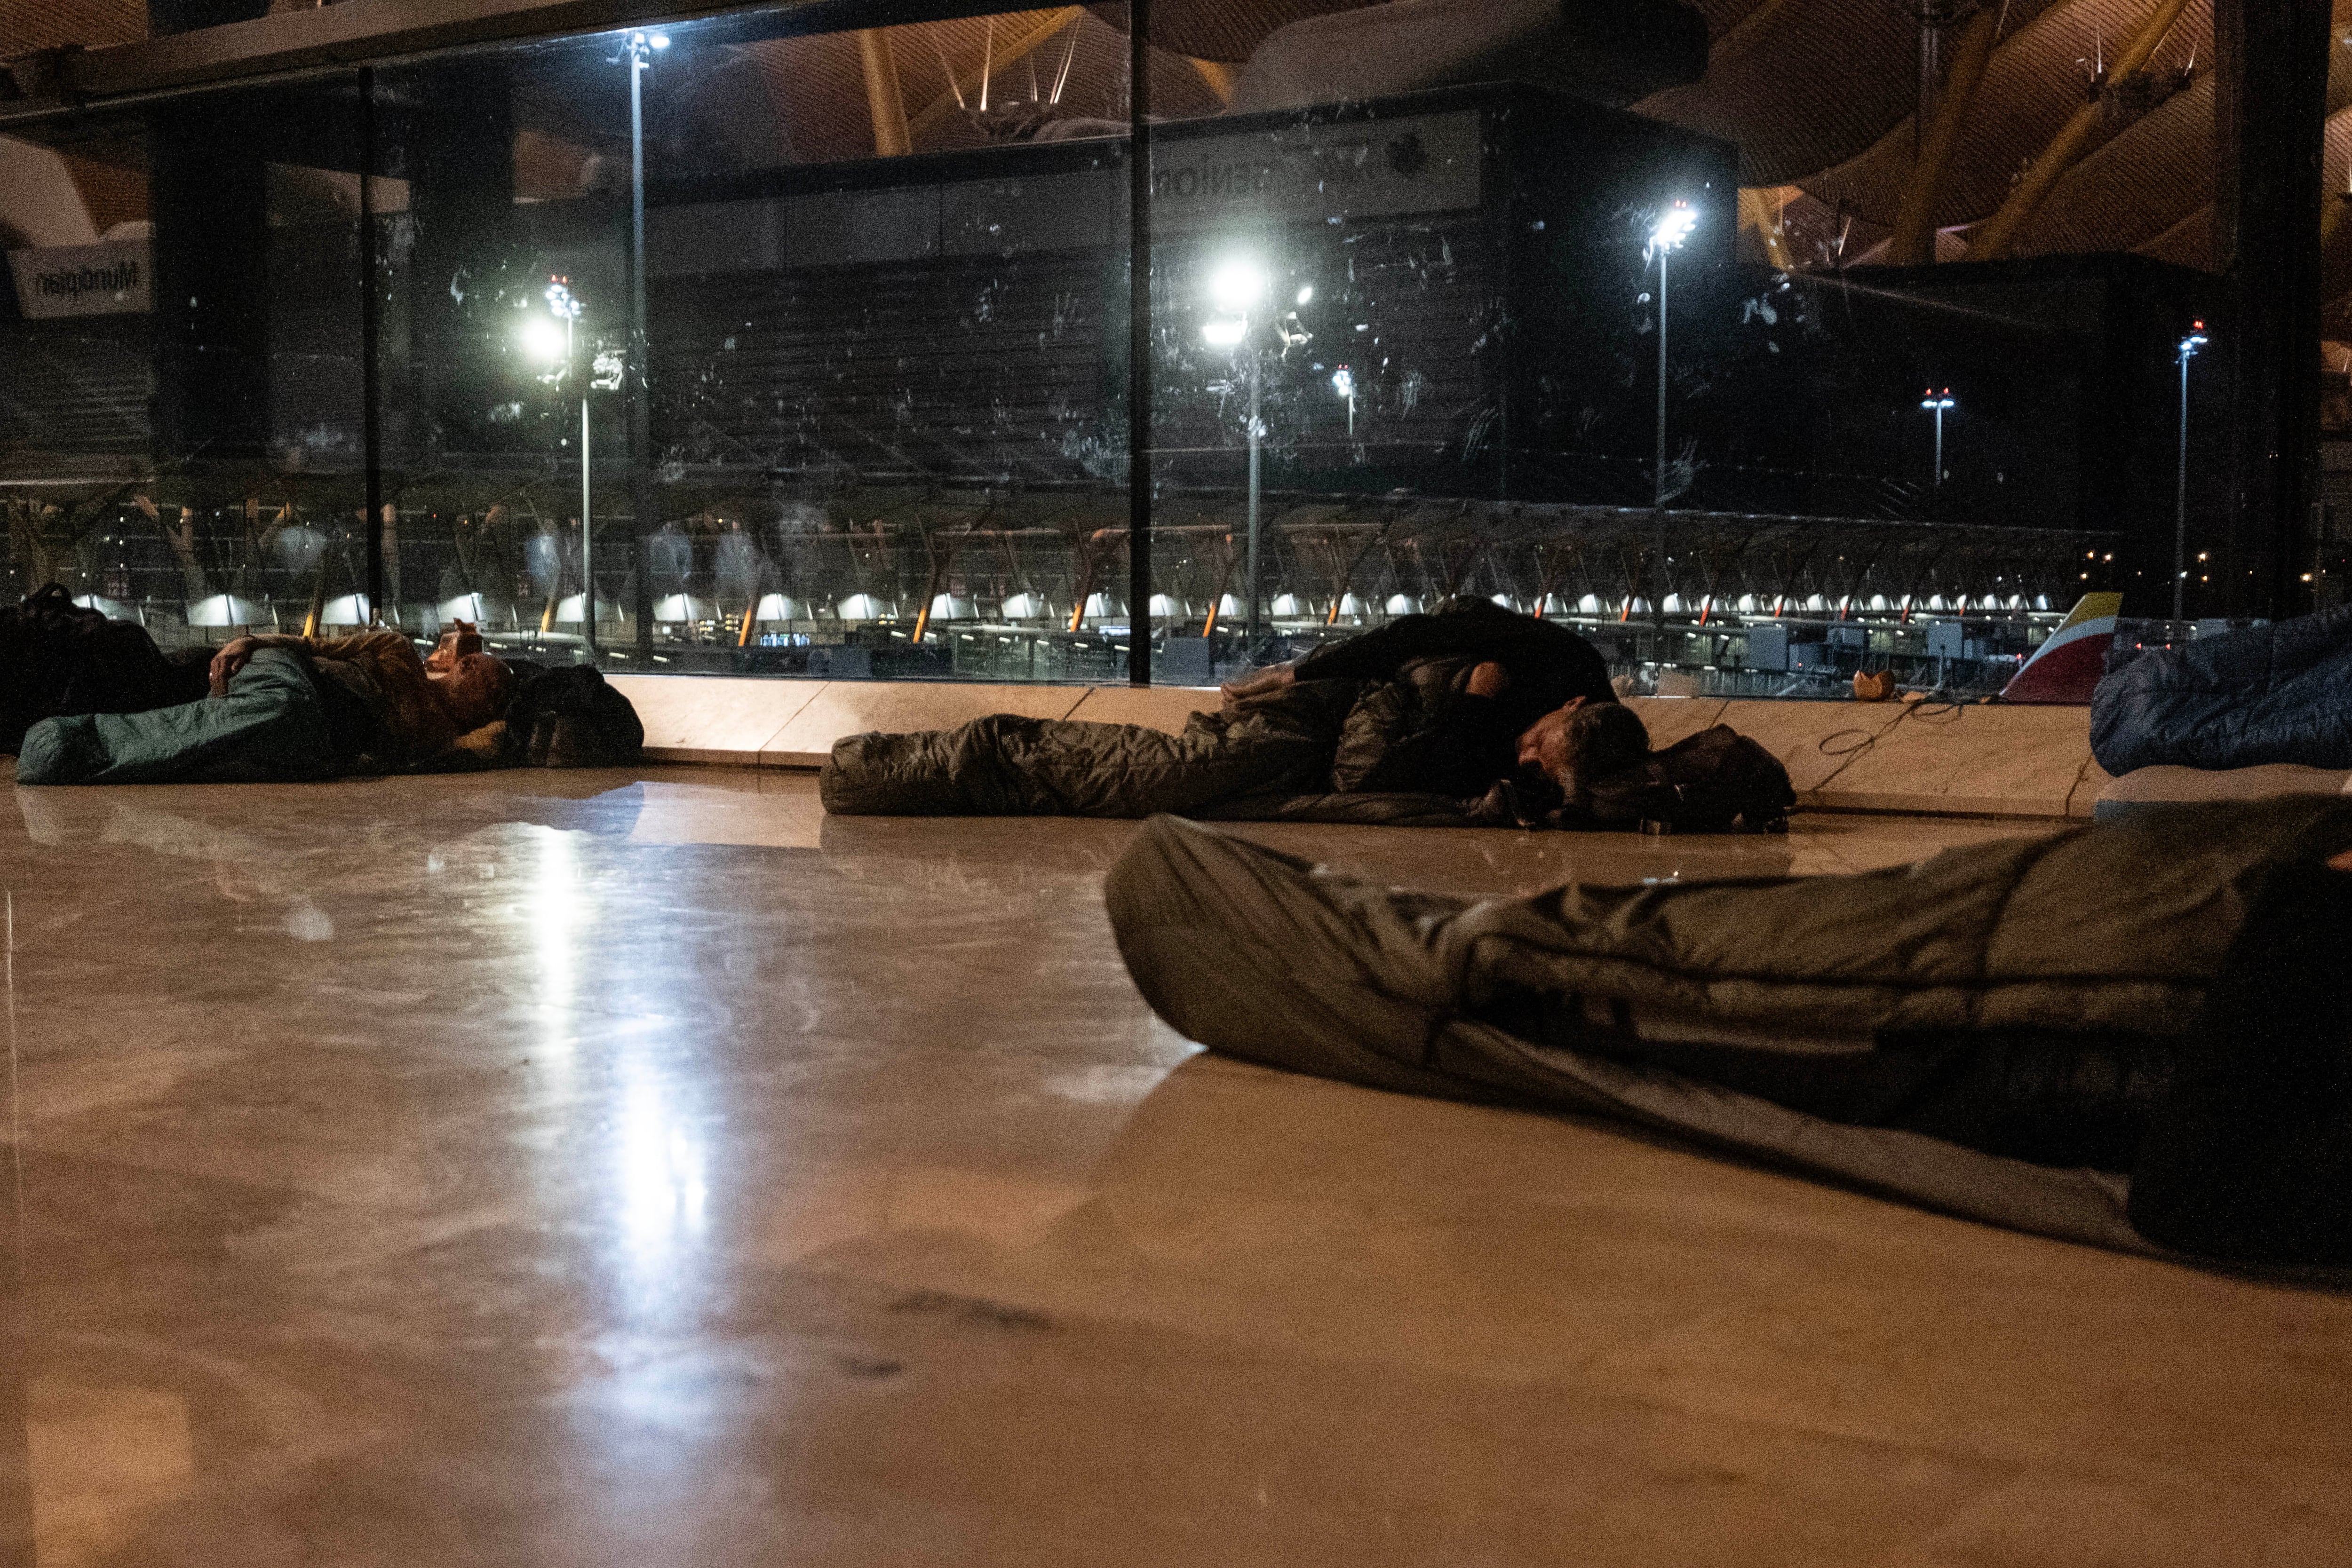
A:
1466,660,1510,697
1219,662,1298,702
208,636,259,697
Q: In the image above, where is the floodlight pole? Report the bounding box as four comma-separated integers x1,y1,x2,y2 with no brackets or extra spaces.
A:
1651,209,1687,628
579,310,595,651
1245,340,1262,652
1654,240,1671,512
627,32,655,657
2175,330,2205,621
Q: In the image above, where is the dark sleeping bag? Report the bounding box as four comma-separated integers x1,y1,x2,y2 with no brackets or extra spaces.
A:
2091,605,2352,775
0,584,208,753
824,597,1634,824
1106,800,2352,1269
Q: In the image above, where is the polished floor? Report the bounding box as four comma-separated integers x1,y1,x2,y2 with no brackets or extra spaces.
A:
0,765,2344,1567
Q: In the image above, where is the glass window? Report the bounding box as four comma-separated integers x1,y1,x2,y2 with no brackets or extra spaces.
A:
0,0,2221,698
2,78,369,651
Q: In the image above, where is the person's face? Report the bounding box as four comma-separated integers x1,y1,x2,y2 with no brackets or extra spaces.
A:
1516,697,1586,777
428,652,507,729
426,623,481,673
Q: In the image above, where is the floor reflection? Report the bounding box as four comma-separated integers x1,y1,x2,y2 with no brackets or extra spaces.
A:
612,1060,711,1310
0,762,2328,1568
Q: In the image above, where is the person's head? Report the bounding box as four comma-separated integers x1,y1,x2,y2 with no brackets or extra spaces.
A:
428,650,514,731
426,621,482,673
1515,697,1649,799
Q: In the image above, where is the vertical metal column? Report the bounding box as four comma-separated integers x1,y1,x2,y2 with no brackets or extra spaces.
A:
1125,0,1152,686
1653,244,1670,510
2213,0,2331,616
2176,349,2192,621
1244,347,1261,653
358,66,384,626
628,35,656,656
1653,239,1671,626
1908,1,1965,160
581,397,596,650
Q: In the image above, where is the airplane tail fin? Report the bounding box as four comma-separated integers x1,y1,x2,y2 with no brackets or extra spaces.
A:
1999,593,2122,704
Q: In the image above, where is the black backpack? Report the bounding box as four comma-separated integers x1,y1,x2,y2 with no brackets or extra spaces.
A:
499,663,644,768
0,584,204,754
1580,724,1795,834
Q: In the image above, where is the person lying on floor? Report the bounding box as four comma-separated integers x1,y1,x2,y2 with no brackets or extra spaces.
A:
821,596,1662,826
1104,799,2352,1270
13,623,515,785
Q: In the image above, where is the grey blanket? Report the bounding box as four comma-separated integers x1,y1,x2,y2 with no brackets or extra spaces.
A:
1105,802,2352,1269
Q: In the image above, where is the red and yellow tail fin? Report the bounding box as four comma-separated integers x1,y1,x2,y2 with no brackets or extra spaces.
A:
1999,593,2122,704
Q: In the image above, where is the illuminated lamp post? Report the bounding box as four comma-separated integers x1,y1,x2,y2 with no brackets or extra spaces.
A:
1202,257,1270,650
2174,320,2207,620
1919,387,1954,491
1649,201,1696,627
522,279,605,649
625,27,667,655
1650,200,1698,511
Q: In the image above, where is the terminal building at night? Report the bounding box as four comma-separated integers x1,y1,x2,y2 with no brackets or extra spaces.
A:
5,0,2337,695
1,3,2349,1563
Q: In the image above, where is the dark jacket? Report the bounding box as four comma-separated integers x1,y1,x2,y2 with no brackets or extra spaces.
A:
1303,597,1617,797
0,585,207,752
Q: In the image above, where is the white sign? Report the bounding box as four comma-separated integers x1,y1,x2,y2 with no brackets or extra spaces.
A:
1149,111,1481,233
8,238,152,318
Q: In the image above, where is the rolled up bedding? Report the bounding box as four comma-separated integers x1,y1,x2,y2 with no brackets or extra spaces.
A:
1106,800,2352,1270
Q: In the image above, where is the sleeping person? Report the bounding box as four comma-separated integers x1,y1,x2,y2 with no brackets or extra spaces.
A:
14,622,514,785
820,597,1656,825
1104,798,2352,1269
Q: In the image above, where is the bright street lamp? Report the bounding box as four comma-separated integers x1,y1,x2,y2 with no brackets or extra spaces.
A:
1208,258,1269,314
521,315,567,363
2174,319,2207,620
1204,256,1270,652
1919,387,1954,491
1648,199,1697,628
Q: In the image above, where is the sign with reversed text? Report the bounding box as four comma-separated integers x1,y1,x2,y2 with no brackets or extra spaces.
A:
8,238,153,318
1148,110,1481,234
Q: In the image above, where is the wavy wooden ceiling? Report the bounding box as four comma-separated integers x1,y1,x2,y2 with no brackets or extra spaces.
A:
13,0,2352,319
1618,0,2352,323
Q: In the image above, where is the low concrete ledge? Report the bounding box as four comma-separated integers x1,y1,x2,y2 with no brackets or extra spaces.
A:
1640,697,2108,819
2093,763,2352,820
605,675,1219,770
604,675,2105,819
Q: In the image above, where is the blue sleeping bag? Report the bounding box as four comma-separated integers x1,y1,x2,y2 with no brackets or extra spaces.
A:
2090,606,2352,775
